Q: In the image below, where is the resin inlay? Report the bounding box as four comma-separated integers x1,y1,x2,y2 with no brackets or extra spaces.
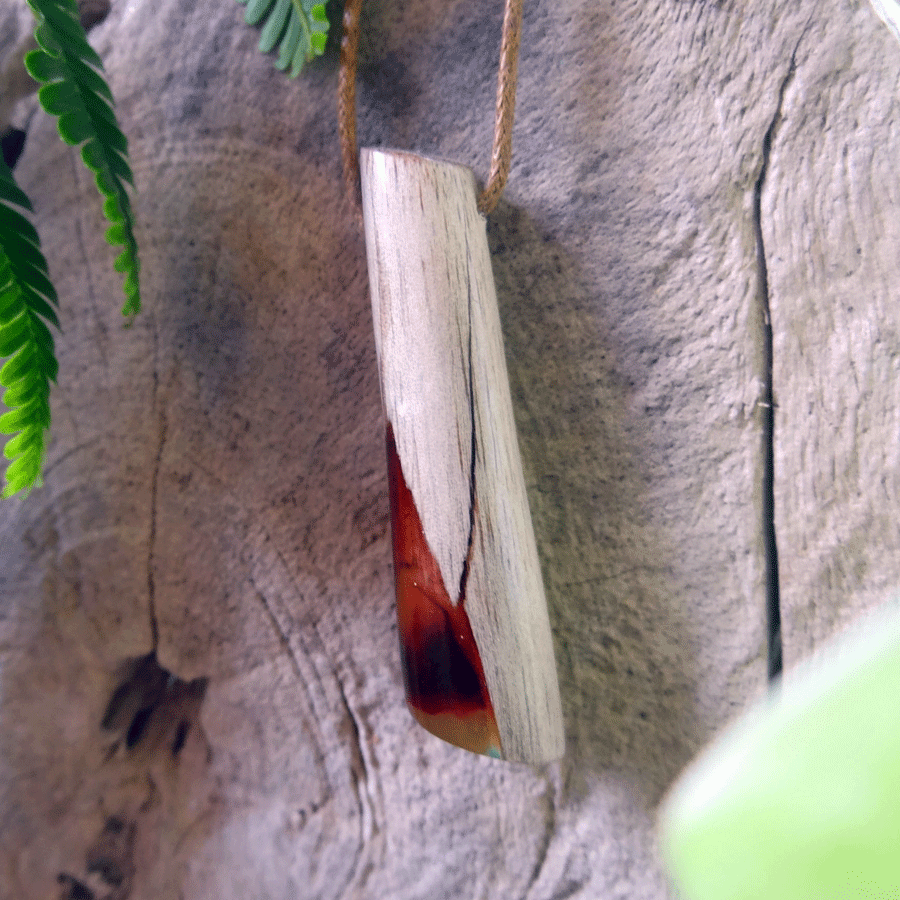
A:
385,424,502,757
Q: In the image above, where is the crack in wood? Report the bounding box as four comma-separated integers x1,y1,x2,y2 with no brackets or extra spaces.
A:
336,679,369,791
146,387,165,651
753,41,803,682
336,675,372,819
457,239,479,603
334,674,376,900
249,576,304,681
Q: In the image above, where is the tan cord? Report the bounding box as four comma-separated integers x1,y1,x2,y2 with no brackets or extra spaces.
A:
338,0,524,218
339,0,364,216
476,0,524,215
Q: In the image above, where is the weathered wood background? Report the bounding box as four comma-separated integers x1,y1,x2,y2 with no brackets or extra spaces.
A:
1,0,898,896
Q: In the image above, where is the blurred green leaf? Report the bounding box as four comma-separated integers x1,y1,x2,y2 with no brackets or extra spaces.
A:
0,158,58,497
659,601,900,900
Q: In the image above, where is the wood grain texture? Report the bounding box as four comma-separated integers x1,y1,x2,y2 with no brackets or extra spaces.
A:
765,6,900,668
0,0,897,896
361,148,564,763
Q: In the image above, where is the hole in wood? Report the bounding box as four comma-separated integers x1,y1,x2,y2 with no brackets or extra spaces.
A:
101,654,207,756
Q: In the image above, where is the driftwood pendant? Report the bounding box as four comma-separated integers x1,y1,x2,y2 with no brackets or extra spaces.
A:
360,148,564,764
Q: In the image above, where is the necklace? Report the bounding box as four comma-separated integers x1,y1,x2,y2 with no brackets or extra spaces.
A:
340,0,563,764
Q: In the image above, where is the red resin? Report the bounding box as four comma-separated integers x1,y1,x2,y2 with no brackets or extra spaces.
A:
385,424,502,757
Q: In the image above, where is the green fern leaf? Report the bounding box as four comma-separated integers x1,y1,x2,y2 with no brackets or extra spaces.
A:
236,0,329,77
25,0,140,316
0,158,59,498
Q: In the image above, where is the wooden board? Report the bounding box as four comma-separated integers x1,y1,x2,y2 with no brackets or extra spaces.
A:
0,0,897,896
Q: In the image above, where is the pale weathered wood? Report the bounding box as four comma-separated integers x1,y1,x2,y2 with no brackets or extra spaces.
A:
870,0,900,43
2,0,896,897
766,2,900,669
361,148,564,763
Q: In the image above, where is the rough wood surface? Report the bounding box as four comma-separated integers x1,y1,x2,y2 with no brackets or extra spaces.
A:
361,148,564,763
764,7,900,668
0,0,898,897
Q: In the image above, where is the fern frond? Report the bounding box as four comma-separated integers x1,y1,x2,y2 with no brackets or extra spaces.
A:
0,158,59,498
236,0,329,77
25,0,140,316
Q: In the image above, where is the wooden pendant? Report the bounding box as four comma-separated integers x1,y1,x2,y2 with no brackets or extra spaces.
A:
360,148,564,764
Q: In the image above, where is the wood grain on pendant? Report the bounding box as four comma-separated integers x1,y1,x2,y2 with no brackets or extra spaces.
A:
361,147,564,763
386,424,503,757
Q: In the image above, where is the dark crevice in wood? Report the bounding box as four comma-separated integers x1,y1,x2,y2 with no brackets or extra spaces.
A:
457,240,479,603
753,48,800,682
85,816,134,889
336,676,371,805
57,873,95,900
335,673,372,894
171,719,190,756
101,655,166,732
147,379,165,650
125,704,155,748
101,654,207,754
